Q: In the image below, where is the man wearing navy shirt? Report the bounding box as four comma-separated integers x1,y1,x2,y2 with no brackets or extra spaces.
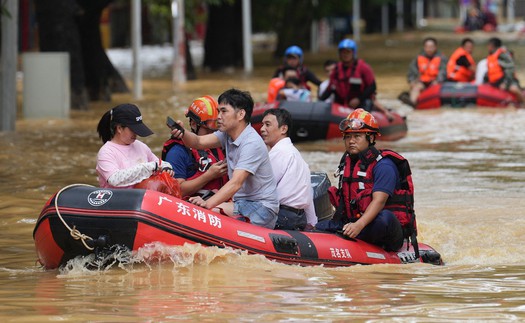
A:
316,109,417,252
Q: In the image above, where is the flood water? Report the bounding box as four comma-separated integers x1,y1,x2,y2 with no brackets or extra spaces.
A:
1,32,525,321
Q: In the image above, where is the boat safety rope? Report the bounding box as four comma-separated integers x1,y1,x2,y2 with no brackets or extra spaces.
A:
54,183,96,251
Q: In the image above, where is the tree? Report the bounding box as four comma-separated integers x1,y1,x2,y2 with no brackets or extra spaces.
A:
203,1,243,70
252,0,353,60
34,0,128,110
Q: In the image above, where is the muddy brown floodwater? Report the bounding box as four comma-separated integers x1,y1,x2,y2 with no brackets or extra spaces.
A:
1,30,525,321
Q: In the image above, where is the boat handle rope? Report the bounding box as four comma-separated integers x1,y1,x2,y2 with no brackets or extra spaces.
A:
54,183,96,251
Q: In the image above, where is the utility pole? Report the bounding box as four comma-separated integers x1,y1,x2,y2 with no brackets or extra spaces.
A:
352,0,360,42
1,1,18,131
242,0,253,73
172,0,186,84
507,0,515,25
131,0,142,99
396,0,404,32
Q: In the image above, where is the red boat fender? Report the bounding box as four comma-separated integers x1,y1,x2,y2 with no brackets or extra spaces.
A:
476,83,516,107
416,84,442,110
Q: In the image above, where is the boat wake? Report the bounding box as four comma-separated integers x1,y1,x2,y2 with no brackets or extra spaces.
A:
58,243,252,275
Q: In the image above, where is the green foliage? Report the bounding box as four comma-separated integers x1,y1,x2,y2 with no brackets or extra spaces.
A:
1,0,12,18
142,0,234,33
252,0,362,33
148,0,172,18
136,0,394,38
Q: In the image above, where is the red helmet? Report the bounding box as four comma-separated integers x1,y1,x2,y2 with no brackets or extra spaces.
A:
339,108,380,134
185,95,219,130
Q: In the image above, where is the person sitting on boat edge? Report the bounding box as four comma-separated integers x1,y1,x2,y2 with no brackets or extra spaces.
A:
170,88,279,229
447,38,476,83
272,45,322,91
96,103,174,189
315,109,418,255
319,39,394,120
162,96,228,199
401,37,447,107
484,37,524,107
260,108,317,231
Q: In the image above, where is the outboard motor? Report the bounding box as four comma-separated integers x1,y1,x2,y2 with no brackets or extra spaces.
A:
310,172,334,221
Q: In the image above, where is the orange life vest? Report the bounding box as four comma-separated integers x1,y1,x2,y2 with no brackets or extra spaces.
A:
447,47,475,82
267,78,285,103
417,55,442,83
487,47,506,84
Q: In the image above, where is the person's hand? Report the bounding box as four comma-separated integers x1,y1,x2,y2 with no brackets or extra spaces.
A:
342,221,365,238
188,196,207,208
160,160,172,170
349,98,360,108
170,120,186,140
304,224,315,231
158,161,174,176
161,168,175,177
207,160,228,179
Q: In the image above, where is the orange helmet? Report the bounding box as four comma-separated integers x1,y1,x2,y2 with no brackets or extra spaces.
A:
185,95,219,130
339,108,380,134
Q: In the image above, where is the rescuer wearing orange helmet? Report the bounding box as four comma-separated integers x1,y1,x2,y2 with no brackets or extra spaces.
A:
162,96,228,198
316,109,419,254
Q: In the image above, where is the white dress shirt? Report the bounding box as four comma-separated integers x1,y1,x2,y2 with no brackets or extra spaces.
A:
269,137,317,225
475,58,488,85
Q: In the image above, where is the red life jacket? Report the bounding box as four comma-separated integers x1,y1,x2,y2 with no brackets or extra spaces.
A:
447,47,476,82
332,147,417,235
417,54,442,83
331,60,371,106
487,47,506,84
161,137,227,191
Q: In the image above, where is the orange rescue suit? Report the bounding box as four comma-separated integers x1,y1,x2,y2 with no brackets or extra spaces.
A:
417,55,442,83
487,47,506,84
447,47,475,82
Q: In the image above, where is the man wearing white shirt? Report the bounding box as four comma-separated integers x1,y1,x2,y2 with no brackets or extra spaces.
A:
475,58,488,85
260,108,317,230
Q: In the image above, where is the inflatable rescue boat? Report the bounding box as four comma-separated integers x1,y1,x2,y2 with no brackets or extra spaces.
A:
251,101,408,142
33,174,443,270
409,82,521,110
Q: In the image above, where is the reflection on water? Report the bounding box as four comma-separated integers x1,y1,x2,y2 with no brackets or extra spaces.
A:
2,249,524,321
2,35,525,321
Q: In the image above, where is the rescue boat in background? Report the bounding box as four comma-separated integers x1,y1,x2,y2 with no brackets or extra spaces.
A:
410,82,520,110
251,101,408,142
33,174,443,270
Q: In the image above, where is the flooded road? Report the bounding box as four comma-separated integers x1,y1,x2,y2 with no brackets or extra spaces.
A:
1,32,525,321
